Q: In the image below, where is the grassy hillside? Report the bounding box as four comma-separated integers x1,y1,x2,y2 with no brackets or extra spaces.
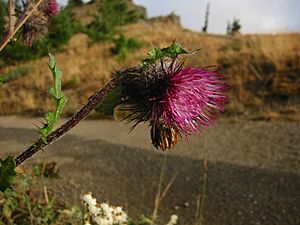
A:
0,17,299,120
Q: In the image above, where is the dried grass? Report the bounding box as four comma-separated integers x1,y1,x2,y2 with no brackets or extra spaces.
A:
1,20,299,119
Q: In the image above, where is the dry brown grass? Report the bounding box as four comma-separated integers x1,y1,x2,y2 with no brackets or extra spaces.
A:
0,20,299,119
70,2,99,26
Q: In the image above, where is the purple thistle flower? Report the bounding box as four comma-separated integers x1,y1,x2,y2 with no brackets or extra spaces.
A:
117,57,229,150
46,0,59,17
161,67,228,135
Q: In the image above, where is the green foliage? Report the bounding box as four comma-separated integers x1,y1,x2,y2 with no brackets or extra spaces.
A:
0,157,16,192
111,33,142,61
0,66,30,84
33,161,59,178
84,14,110,41
0,10,80,65
96,84,123,116
67,0,84,8
0,42,40,64
232,19,242,33
0,167,158,225
0,169,83,225
47,11,81,49
227,18,242,35
142,42,189,67
0,0,143,63
39,53,67,140
128,215,154,225
85,0,144,42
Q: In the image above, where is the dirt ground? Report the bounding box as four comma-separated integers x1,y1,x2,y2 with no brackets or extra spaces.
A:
0,116,299,225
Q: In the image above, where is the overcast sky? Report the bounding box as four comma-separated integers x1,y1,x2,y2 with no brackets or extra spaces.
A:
133,0,300,34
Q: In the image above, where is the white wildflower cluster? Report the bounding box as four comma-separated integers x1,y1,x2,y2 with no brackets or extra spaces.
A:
82,192,128,225
165,214,178,225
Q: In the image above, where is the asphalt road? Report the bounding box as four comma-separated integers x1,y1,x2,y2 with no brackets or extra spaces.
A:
0,116,299,225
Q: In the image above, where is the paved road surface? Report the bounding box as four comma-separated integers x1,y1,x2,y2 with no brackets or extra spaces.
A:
0,116,299,225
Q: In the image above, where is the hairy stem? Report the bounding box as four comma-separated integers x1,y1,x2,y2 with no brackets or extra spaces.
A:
0,0,44,52
14,77,118,166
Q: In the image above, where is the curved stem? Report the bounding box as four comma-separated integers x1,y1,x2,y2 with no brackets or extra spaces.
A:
0,0,44,52
14,77,119,166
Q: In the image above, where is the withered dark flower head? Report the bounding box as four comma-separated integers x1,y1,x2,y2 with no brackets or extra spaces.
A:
151,120,180,150
22,10,49,46
21,0,59,46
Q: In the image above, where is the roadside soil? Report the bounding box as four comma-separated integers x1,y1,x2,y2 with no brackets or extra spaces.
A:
0,116,299,225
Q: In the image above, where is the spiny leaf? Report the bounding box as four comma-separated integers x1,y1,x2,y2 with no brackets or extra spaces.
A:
95,85,123,116
0,156,16,192
162,42,189,57
40,53,67,140
48,53,64,99
148,47,163,59
142,42,189,66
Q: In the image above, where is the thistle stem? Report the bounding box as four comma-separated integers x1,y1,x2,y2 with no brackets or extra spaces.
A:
0,0,44,52
14,77,119,166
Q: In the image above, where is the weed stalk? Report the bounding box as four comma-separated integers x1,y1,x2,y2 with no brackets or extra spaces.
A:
14,76,119,166
195,159,208,225
152,154,179,224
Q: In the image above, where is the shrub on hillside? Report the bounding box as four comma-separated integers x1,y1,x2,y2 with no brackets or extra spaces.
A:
47,10,81,48
111,33,142,61
85,0,145,42
227,18,242,35
0,66,31,84
67,0,84,7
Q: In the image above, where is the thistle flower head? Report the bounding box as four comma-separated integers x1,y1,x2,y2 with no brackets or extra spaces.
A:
160,66,228,134
46,0,59,17
21,0,59,46
98,43,229,150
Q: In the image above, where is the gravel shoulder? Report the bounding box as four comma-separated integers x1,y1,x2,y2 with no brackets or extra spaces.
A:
0,116,299,225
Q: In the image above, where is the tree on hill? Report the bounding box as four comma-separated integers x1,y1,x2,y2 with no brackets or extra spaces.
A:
67,0,84,7
227,18,241,35
202,3,210,33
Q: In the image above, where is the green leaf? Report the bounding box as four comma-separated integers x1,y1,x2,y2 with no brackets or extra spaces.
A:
0,157,16,192
161,42,189,58
95,85,123,116
138,215,154,225
148,47,163,59
142,42,189,66
48,53,64,99
40,53,67,140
